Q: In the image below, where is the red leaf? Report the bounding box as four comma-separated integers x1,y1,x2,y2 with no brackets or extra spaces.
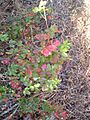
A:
23,12,35,18
15,94,21,98
62,111,68,119
53,39,60,47
48,15,52,20
41,64,47,70
35,33,50,41
24,29,30,33
55,29,62,33
26,67,32,76
0,93,2,97
41,39,60,56
41,48,52,56
3,98,8,102
10,80,20,89
54,111,60,120
1,59,10,65
47,44,57,52
36,68,41,73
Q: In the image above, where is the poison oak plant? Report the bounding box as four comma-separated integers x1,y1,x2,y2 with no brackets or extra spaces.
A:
0,0,71,119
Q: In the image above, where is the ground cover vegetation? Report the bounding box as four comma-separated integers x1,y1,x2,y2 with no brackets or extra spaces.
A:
0,0,71,119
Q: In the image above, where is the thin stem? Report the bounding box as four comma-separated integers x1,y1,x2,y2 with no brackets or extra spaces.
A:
0,103,19,116
30,26,34,42
43,8,48,28
40,11,45,19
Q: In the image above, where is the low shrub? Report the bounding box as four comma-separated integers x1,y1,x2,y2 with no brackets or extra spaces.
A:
0,0,71,119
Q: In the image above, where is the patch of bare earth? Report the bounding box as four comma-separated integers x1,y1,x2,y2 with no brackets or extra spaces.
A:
45,0,90,120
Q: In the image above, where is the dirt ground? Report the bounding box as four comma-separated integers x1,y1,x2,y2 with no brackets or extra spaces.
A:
0,0,90,120
47,0,90,119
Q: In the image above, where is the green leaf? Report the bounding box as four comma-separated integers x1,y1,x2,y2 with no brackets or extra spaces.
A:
40,56,46,63
32,72,39,77
39,0,47,7
50,0,53,2
20,54,26,59
59,40,71,57
34,83,40,88
32,0,47,13
9,40,17,48
22,48,28,54
41,101,53,113
23,87,31,95
7,64,19,76
61,52,68,57
8,48,19,55
46,78,60,91
32,7,40,13
20,76,29,86
17,41,23,46
45,25,58,38
29,86,35,91
32,97,40,104
33,77,40,81
0,33,9,42
25,16,32,23
0,86,6,93
46,117,50,120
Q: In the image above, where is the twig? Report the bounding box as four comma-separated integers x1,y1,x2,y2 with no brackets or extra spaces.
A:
0,103,19,116
30,26,34,42
3,105,20,120
43,7,48,28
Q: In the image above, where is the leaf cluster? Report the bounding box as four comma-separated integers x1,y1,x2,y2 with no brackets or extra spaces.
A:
0,0,71,118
